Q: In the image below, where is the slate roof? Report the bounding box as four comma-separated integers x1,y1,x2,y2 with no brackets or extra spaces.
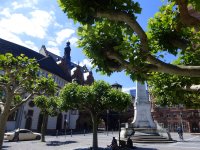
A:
0,38,69,81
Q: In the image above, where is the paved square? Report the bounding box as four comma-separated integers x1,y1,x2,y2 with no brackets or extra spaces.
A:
2,132,200,150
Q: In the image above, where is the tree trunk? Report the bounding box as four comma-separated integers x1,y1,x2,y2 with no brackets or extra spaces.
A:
91,113,98,150
0,113,8,150
0,92,13,150
41,113,48,142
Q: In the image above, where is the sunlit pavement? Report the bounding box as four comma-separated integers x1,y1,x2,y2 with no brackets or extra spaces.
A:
2,132,200,150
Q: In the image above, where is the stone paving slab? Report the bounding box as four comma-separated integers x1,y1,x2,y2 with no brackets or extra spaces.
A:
2,132,200,150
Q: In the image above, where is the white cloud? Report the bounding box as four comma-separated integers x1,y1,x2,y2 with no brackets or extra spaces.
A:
47,41,58,47
56,28,75,44
11,0,39,10
24,40,39,51
0,8,55,39
79,59,93,68
0,8,11,17
122,87,136,93
68,37,78,46
0,27,38,51
54,22,63,28
46,47,61,56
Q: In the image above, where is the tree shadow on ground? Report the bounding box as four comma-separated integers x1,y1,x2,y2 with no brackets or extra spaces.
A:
46,140,77,146
74,148,110,150
74,147,157,150
134,147,157,150
2,145,10,150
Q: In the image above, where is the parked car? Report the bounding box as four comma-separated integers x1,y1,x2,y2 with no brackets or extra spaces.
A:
4,129,41,141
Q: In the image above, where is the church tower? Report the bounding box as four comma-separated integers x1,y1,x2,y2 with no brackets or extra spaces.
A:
64,41,71,69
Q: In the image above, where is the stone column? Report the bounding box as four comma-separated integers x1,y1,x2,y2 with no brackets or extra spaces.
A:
132,81,156,128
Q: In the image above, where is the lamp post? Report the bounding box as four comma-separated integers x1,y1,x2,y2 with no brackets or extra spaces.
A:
64,119,67,138
118,113,121,146
179,106,184,141
107,110,109,136
111,83,122,145
180,112,183,131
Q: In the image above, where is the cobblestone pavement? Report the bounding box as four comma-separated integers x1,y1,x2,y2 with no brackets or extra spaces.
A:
2,132,200,150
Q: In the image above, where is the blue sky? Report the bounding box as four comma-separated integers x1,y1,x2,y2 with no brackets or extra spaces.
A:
0,0,166,91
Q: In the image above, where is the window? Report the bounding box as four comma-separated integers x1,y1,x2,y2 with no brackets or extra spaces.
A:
71,110,77,115
28,101,35,108
27,110,34,116
174,123,178,130
183,122,187,130
173,113,176,118
168,123,171,130
19,130,31,133
8,111,17,121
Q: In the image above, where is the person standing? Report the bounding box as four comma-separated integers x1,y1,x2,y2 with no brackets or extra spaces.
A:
13,129,19,142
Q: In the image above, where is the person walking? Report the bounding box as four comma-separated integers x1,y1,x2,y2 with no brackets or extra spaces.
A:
177,127,183,141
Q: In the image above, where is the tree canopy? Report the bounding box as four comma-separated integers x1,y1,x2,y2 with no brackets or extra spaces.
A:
59,80,131,149
58,0,200,107
0,53,57,149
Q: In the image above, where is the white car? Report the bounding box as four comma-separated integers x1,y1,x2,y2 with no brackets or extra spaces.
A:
4,129,41,141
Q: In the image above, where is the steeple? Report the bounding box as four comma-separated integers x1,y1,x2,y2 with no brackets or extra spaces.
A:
64,41,71,57
63,41,71,68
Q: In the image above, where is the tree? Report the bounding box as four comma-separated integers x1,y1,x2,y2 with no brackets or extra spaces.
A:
57,0,200,105
0,53,54,149
34,96,60,142
33,77,59,142
59,81,131,150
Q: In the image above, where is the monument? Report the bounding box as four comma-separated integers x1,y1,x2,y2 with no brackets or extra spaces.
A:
120,81,173,143
132,81,156,128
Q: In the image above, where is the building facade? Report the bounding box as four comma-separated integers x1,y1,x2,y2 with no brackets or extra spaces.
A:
0,38,94,133
152,105,200,133
128,87,200,133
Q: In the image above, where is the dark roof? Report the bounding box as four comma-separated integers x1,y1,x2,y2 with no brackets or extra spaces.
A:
0,38,69,81
112,82,122,87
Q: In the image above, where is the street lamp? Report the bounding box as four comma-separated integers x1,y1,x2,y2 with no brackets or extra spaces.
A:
111,83,122,145
118,114,121,146
64,119,68,138
107,110,109,136
180,111,184,134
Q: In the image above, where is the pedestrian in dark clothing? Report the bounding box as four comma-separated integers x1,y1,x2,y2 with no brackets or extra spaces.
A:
127,137,133,149
13,130,19,142
177,127,183,140
108,137,119,150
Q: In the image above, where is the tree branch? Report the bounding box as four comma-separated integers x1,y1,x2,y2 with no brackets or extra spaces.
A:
176,0,200,28
96,10,149,52
9,93,34,115
96,9,200,77
147,54,200,77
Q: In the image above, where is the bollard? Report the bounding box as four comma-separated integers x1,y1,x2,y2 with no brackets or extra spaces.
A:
56,130,58,138
84,129,85,136
71,129,72,137
65,128,66,139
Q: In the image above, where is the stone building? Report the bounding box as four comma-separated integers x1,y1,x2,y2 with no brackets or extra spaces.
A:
0,38,94,132
152,105,200,133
